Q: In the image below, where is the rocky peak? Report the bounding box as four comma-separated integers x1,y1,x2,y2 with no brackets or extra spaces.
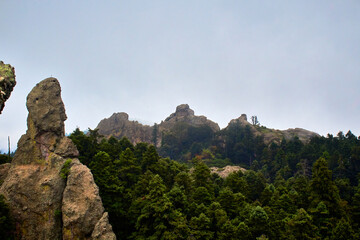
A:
0,78,116,239
96,112,153,145
112,112,129,121
229,113,250,126
175,104,194,116
26,78,66,137
0,61,16,114
162,104,220,132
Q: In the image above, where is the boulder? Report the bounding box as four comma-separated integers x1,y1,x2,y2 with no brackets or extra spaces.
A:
62,161,104,239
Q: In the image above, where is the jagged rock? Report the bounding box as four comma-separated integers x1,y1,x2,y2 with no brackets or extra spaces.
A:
91,212,117,240
226,114,319,145
0,163,10,183
26,77,66,137
96,112,153,144
0,61,16,114
96,104,220,147
54,137,79,158
62,161,105,239
96,106,318,155
0,78,115,240
161,104,220,132
210,165,246,178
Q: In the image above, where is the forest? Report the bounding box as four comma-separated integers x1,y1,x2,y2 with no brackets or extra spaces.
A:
1,121,360,239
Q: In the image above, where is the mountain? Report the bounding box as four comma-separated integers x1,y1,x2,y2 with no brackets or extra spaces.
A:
96,105,318,146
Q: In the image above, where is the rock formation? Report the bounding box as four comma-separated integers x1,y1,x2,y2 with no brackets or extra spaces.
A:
160,104,220,133
225,114,319,145
96,104,220,147
0,78,116,240
210,166,246,178
0,61,16,114
97,105,318,151
96,112,153,144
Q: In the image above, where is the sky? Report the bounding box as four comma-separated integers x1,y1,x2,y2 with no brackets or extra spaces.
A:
0,1,360,152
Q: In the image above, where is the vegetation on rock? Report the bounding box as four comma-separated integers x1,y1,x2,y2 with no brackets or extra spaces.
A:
0,61,16,114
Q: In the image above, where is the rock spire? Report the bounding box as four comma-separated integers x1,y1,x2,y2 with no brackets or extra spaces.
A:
0,78,116,240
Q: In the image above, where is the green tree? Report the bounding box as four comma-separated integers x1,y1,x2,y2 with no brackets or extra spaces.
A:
134,174,189,239
309,157,341,216
287,208,319,240
248,206,269,238
189,213,214,240
115,148,141,187
331,218,355,240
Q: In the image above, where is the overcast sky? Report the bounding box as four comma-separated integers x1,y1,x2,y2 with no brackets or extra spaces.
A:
1,1,359,152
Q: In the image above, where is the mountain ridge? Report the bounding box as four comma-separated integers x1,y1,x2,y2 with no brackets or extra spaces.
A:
96,104,319,147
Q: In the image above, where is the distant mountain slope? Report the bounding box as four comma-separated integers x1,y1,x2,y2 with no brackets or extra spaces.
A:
225,114,319,145
96,104,220,147
95,104,319,162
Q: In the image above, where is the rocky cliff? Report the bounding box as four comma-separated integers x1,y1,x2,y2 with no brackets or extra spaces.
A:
96,112,153,144
226,114,319,145
96,104,220,147
96,105,318,148
0,78,116,240
0,61,16,114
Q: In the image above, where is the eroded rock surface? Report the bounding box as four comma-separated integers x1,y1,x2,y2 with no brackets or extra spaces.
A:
0,61,16,114
96,112,153,144
96,104,220,147
226,114,319,145
161,104,220,132
0,78,115,240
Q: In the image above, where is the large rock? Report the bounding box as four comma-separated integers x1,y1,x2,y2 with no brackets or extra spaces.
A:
0,78,116,240
62,161,104,239
91,212,117,240
96,112,153,144
160,104,220,133
225,114,319,145
0,61,16,114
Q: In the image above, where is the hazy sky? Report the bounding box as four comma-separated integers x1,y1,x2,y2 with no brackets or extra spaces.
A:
1,1,359,151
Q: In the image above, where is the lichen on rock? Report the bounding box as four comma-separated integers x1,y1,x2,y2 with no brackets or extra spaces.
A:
0,61,16,114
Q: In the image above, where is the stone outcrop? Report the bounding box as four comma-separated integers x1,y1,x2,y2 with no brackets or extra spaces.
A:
210,166,246,178
226,114,319,145
96,104,220,147
0,61,16,114
96,112,153,144
160,104,220,133
96,106,318,149
0,78,116,239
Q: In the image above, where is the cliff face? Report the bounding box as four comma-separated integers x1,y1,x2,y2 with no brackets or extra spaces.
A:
96,104,220,147
225,114,319,145
0,61,16,114
0,78,116,240
160,104,220,133
96,106,318,148
96,112,153,144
